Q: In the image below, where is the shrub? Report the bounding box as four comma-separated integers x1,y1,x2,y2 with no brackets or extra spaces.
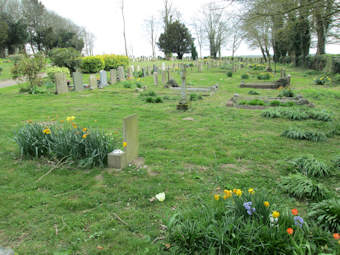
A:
226,71,232,77
80,56,105,73
241,73,249,79
249,64,265,70
280,174,330,201
46,66,70,83
248,99,265,106
11,53,46,93
314,75,332,85
281,128,327,142
154,97,163,103
257,73,271,80
309,199,340,232
290,155,332,177
270,100,281,107
262,108,281,118
14,121,117,168
278,89,295,98
308,110,332,121
166,188,338,254
145,97,154,103
332,74,340,84
50,48,81,73
102,54,129,71
248,90,260,95
122,81,133,88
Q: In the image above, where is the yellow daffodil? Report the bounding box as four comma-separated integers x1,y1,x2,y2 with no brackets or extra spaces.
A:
42,128,51,135
223,190,232,199
248,188,255,194
66,116,76,122
72,124,78,129
60,120,64,123
235,189,242,197
233,188,237,194
123,142,127,148
272,211,280,219
82,134,88,139
82,128,88,132
264,201,270,208
27,120,32,123
214,194,220,201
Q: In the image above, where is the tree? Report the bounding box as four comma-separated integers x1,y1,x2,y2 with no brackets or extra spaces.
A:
0,19,9,57
145,16,158,58
191,18,205,58
158,21,193,59
49,47,81,73
191,42,198,60
120,0,128,57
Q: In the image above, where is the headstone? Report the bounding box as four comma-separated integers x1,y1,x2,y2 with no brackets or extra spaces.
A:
55,73,68,94
99,70,108,88
162,62,166,71
137,65,141,72
131,65,135,73
110,69,117,84
177,65,189,111
198,62,203,72
147,66,151,76
123,114,139,163
128,67,133,79
153,72,159,85
89,74,97,90
118,66,126,81
161,70,166,85
73,71,83,91
142,68,146,77
153,64,158,73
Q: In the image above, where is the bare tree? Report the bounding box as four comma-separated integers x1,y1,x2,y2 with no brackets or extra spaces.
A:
145,16,158,58
81,28,95,56
121,0,128,56
192,18,205,58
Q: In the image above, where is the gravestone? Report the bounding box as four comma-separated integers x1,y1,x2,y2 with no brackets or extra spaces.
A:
107,114,139,169
161,70,166,85
110,69,117,84
118,66,126,81
198,62,203,72
153,72,159,85
177,65,190,111
99,70,108,88
147,66,151,76
142,68,146,77
128,67,133,79
55,73,68,94
162,62,166,71
73,71,83,91
89,74,97,90
131,65,135,73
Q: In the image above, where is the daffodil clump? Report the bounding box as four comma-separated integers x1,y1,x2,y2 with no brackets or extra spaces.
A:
15,117,118,168
165,188,340,254
315,74,332,85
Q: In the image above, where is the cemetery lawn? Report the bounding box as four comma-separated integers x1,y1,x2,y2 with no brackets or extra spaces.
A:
0,61,14,81
0,66,339,254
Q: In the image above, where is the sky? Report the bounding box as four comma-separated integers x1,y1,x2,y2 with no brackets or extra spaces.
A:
40,0,340,57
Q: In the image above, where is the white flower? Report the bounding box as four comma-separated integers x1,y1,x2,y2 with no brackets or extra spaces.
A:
155,192,166,202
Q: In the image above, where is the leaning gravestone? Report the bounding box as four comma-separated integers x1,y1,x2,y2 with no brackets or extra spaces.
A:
55,73,68,94
107,114,139,169
99,70,108,88
89,74,97,90
73,71,83,91
110,69,117,85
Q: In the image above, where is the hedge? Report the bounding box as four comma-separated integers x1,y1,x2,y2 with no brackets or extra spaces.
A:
80,54,129,73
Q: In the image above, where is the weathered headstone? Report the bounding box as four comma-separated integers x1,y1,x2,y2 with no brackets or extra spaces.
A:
162,62,166,71
153,72,159,85
198,62,203,72
118,66,126,81
128,67,133,79
73,71,83,91
89,74,97,90
177,65,190,111
161,70,166,85
142,67,146,77
123,114,139,163
110,69,117,84
99,70,108,88
55,73,68,94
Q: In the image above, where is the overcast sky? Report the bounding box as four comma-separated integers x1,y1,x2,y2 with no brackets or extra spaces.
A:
41,0,339,57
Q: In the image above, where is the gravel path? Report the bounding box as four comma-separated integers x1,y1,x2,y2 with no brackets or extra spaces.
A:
0,73,47,89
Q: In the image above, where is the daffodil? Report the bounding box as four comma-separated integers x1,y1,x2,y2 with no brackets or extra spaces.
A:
235,189,242,197
43,128,51,135
248,188,255,194
66,116,76,122
264,201,270,208
123,142,127,148
214,194,220,201
223,189,232,199
272,211,280,219
82,134,88,139
72,124,78,129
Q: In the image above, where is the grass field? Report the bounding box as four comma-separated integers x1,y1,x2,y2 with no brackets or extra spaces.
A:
0,63,339,254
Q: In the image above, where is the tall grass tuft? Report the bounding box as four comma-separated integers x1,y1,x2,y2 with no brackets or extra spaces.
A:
309,198,340,232
15,122,117,168
281,128,327,142
279,174,330,201
290,155,332,177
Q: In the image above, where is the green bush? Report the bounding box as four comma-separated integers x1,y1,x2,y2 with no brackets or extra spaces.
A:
122,81,133,88
50,48,81,73
145,97,154,103
15,121,117,168
262,108,281,118
249,99,265,106
241,73,249,79
166,189,338,254
309,199,340,232
290,155,332,177
248,90,260,95
257,73,271,80
249,64,265,70
154,97,163,103
314,75,332,85
102,54,129,71
280,174,330,201
270,100,281,107
278,89,295,98
46,66,70,83
281,128,327,142
227,71,232,77
80,56,105,73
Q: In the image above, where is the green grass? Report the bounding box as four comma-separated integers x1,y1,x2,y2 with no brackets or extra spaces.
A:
0,62,339,254
0,60,14,80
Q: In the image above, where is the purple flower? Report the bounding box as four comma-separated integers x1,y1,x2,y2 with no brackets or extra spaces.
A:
244,202,255,215
294,216,304,228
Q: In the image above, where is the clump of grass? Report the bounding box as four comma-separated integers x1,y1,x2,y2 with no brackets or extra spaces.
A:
122,81,133,88
333,155,340,170
15,122,117,168
248,90,260,95
241,73,249,79
239,99,265,106
226,71,232,77
279,109,310,120
308,110,332,122
309,199,340,232
281,127,327,142
262,108,281,118
290,155,332,177
280,174,330,201
262,108,332,122
190,93,203,101
278,89,295,98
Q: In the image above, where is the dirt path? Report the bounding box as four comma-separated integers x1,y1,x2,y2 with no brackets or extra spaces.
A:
0,73,47,89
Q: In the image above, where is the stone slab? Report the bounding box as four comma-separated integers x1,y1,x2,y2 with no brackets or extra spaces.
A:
55,73,68,94
73,71,83,91
123,114,138,163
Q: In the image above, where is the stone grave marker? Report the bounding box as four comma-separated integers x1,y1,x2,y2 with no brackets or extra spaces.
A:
99,70,108,88
89,74,97,90
118,66,126,81
153,72,159,85
110,69,117,84
55,73,68,94
177,65,190,111
161,70,166,85
128,67,133,79
73,71,83,91
142,67,146,77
